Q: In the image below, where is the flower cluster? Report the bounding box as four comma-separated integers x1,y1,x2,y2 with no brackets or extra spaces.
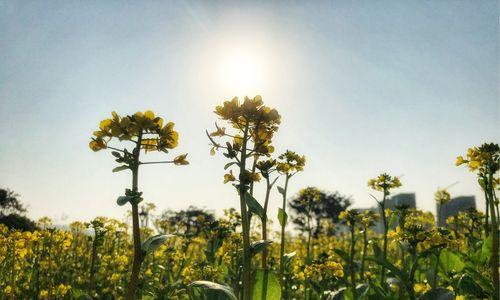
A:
276,150,306,175
305,260,344,280
456,143,499,173
367,173,402,194
339,209,361,227
434,189,451,205
89,110,179,153
214,96,281,128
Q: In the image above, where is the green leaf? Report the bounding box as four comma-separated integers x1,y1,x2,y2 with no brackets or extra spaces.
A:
252,269,281,300
188,281,237,300
481,235,492,262
224,162,236,170
325,287,348,300
141,234,175,254
388,213,397,228
356,283,369,297
417,288,454,300
112,165,129,173
116,196,133,206
250,240,273,256
278,208,287,227
71,289,92,300
439,249,464,273
367,244,408,284
458,274,485,298
283,251,296,265
245,193,264,219
277,186,285,195
463,267,494,295
333,248,350,263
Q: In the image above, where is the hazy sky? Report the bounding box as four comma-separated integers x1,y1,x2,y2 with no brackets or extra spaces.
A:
1,1,498,224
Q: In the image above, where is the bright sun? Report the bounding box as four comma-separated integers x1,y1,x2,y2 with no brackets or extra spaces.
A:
215,52,266,95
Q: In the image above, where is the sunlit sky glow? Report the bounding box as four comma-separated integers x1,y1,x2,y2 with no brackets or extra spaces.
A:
0,1,498,224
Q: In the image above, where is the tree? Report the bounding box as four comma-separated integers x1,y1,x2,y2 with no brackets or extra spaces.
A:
0,188,36,231
289,187,351,237
155,206,216,236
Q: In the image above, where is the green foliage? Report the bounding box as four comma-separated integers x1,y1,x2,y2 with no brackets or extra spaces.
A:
252,270,281,300
188,281,237,300
141,234,175,254
245,193,264,219
250,240,272,257
417,288,454,300
439,250,464,273
277,208,287,227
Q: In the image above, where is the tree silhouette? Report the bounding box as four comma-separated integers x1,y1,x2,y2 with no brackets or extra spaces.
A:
289,187,351,236
0,189,36,231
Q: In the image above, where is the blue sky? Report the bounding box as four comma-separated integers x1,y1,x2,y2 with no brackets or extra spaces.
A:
0,1,498,224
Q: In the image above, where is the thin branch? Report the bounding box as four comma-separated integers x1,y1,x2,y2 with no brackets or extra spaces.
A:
106,146,126,153
140,161,175,165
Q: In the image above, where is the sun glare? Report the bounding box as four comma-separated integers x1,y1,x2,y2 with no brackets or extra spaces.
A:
215,51,266,95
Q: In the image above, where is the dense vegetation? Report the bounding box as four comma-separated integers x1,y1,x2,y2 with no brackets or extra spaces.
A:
0,97,498,300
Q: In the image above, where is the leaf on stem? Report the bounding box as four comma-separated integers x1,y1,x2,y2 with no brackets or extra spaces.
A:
141,234,176,254
278,208,287,227
112,165,129,173
245,192,264,219
188,281,237,300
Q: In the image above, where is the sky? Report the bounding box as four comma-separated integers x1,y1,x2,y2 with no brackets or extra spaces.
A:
0,1,498,225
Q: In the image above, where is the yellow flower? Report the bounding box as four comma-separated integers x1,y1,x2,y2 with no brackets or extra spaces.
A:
455,155,466,166
435,189,451,205
249,172,261,182
173,154,189,165
39,290,49,298
90,111,180,154
224,170,236,183
367,173,402,193
4,285,12,295
277,150,306,175
414,283,431,293
89,138,107,152
209,125,226,137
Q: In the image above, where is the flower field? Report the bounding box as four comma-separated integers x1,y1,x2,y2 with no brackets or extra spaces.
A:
0,97,498,300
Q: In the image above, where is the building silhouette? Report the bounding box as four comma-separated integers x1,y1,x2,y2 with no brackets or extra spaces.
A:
344,193,477,233
437,196,476,227
353,193,416,233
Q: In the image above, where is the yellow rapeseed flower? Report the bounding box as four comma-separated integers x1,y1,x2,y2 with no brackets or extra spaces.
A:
173,154,189,165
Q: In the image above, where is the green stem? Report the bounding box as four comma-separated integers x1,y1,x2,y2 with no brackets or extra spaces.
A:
486,173,499,300
88,233,98,295
238,124,252,300
432,251,440,288
279,175,290,298
349,224,357,298
126,134,143,300
379,192,388,284
360,228,367,281
261,178,272,270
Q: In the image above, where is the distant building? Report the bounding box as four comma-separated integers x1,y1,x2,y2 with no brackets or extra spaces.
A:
385,193,416,210
437,196,476,226
352,193,417,233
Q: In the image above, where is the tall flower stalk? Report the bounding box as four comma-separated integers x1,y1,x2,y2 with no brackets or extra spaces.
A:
339,209,361,298
456,143,499,300
256,159,279,270
367,173,401,284
207,96,281,300
89,110,188,299
276,151,305,285
434,188,451,226
359,210,377,281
